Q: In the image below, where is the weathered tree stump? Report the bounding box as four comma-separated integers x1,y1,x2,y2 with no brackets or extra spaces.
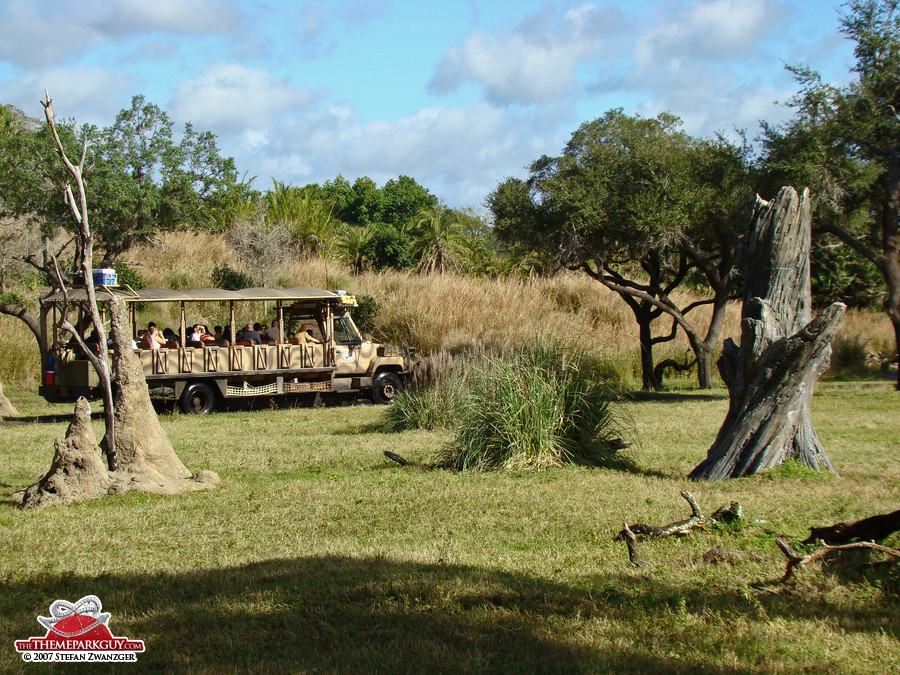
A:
690,187,845,481
104,296,221,494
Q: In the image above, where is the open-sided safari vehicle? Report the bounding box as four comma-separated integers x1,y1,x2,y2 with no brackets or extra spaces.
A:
38,285,414,413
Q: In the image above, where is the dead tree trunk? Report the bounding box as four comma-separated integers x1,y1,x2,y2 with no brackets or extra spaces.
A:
690,187,845,481
41,92,117,471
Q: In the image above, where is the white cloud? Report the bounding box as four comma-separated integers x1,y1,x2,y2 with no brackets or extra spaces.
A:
0,66,131,124
615,0,797,139
429,3,624,105
218,101,564,207
293,0,389,58
0,0,241,67
632,0,781,89
168,63,323,132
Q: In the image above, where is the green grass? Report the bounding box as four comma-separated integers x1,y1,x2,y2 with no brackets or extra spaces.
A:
0,382,898,672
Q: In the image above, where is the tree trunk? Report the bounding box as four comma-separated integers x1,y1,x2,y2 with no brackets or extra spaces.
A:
886,255,900,390
638,311,655,390
690,187,845,481
696,349,712,389
0,302,45,359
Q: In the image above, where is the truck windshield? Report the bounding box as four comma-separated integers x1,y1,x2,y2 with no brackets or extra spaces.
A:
334,314,362,345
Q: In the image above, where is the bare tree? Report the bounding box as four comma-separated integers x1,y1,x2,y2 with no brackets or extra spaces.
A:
40,91,117,470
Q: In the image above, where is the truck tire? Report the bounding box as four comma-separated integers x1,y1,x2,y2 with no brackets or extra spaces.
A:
372,372,402,404
180,382,217,415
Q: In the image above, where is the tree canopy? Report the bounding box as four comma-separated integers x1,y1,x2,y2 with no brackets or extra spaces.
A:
489,109,753,389
760,0,900,386
0,95,248,268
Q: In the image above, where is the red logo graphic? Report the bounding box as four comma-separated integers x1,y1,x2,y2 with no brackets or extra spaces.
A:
15,595,145,663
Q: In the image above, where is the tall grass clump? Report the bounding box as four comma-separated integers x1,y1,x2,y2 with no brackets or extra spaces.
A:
379,350,466,431
436,340,633,471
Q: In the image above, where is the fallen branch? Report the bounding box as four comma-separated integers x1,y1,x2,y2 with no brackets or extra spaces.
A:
384,451,409,467
625,490,705,538
618,523,653,568
802,509,900,545
774,537,900,583
615,491,704,568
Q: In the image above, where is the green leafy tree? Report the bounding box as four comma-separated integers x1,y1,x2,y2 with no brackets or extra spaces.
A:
0,95,246,269
264,180,338,256
320,174,438,270
381,175,439,229
0,104,83,253
362,222,414,271
489,110,752,389
760,0,900,385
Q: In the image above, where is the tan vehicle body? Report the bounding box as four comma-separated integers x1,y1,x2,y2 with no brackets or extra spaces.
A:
39,286,412,412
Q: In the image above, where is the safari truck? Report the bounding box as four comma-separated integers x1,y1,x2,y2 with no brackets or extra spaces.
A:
38,284,414,413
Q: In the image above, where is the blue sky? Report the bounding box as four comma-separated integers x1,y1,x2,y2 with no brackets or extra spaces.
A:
0,0,855,210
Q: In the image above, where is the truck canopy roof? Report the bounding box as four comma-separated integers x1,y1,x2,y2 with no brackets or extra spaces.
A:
42,286,338,305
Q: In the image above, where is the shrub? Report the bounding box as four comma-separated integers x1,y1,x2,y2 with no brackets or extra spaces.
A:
212,264,255,291
113,262,145,291
386,340,634,471
379,349,466,432
830,332,871,372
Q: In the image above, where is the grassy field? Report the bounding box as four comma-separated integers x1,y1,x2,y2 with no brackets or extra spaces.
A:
1,381,897,673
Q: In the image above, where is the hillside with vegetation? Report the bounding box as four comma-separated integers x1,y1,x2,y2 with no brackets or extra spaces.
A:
0,231,895,391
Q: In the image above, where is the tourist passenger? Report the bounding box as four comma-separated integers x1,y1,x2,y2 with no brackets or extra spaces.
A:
141,325,165,349
240,323,262,345
162,328,180,345
296,323,321,344
265,319,282,343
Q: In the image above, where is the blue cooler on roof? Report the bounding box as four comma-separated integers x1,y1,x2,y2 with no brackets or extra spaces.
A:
92,268,117,286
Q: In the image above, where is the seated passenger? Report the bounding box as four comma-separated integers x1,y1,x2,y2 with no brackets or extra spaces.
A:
264,319,282,343
162,328,180,345
240,323,262,345
140,325,165,350
199,325,216,342
296,323,321,344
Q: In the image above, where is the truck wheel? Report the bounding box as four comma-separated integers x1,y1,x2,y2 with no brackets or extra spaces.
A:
180,382,217,414
372,372,402,404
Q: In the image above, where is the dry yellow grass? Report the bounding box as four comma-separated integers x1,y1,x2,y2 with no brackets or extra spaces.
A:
1,231,895,386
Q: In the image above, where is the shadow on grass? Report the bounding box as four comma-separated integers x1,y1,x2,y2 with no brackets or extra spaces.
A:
2,556,895,673
0,412,103,426
625,391,729,403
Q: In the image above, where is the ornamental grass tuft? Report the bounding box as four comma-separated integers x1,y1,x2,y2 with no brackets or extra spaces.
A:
383,340,635,471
